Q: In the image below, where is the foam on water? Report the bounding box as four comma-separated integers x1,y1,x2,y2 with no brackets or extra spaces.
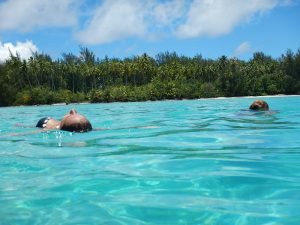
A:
1,97,300,224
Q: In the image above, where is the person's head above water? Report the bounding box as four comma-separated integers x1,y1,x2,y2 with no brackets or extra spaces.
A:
249,100,269,111
60,109,92,132
36,117,60,130
36,109,92,132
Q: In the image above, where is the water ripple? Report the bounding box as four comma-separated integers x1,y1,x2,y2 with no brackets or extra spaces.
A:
1,98,300,224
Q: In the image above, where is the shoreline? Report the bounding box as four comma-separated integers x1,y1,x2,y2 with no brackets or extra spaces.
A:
1,94,300,108
201,94,300,100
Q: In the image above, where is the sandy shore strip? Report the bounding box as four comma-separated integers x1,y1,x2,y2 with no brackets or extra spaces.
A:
198,94,300,100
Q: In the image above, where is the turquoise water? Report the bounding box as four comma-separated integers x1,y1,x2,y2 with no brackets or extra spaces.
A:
1,97,300,225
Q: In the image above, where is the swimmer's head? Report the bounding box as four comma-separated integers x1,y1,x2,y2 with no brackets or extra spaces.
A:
59,109,92,132
36,117,49,128
36,117,60,129
249,100,269,111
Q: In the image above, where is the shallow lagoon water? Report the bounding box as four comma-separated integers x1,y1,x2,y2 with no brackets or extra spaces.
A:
1,97,300,225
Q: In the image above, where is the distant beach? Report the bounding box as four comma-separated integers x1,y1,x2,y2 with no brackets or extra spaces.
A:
204,94,300,100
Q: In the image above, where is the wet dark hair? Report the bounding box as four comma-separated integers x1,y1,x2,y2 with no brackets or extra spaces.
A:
249,100,269,111
36,117,50,128
60,122,92,132
249,104,259,110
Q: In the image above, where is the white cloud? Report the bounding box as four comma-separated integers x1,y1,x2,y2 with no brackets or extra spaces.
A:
152,0,186,26
1,0,291,45
77,0,190,44
176,0,278,38
76,0,147,45
0,41,38,63
234,42,251,56
0,0,78,32
76,0,290,45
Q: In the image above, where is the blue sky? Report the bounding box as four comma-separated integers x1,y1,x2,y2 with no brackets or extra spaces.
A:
0,0,299,62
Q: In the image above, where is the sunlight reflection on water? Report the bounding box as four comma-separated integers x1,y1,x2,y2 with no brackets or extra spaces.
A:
1,97,300,224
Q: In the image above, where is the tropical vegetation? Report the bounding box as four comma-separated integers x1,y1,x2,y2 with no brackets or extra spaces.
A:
0,47,299,106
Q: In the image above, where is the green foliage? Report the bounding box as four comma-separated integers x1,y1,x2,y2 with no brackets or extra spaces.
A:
14,87,88,105
1,47,300,106
198,83,220,98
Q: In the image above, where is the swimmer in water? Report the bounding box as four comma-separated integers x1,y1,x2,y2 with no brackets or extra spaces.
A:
1,108,157,138
249,100,269,111
35,109,156,132
36,109,92,132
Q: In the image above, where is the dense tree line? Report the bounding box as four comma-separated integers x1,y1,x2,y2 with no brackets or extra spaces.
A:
0,47,300,106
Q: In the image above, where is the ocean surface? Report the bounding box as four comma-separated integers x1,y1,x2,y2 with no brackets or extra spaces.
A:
0,97,300,225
